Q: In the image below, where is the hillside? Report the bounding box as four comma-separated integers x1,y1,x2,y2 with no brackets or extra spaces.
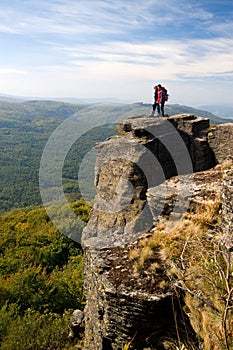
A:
0,200,90,349
0,100,232,213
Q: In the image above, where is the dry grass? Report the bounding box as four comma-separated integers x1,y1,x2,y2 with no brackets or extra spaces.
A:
116,120,126,135
128,247,140,261
190,199,221,228
129,197,233,349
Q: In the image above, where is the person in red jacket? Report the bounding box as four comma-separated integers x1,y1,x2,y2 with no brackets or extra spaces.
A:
157,84,166,117
151,85,160,116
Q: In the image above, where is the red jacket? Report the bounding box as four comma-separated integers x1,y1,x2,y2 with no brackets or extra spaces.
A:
157,88,165,104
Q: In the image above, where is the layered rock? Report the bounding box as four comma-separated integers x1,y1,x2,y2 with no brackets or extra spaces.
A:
83,245,181,349
208,123,233,164
221,167,233,250
122,114,214,174
82,135,153,249
82,114,233,349
82,114,216,249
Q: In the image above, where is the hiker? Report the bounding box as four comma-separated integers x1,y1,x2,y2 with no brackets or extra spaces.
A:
151,85,160,116
157,84,166,117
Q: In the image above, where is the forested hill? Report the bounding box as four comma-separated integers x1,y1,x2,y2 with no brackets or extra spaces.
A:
0,101,80,211
0,202,89,349
0,100,232,213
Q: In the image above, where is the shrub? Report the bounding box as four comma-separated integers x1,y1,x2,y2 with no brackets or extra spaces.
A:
0,308,73,350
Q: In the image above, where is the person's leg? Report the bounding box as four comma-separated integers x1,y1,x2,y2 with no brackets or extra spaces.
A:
150,103,155,116
161,103,164,116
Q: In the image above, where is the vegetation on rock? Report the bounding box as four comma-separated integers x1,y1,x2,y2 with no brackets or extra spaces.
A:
129,196,233,349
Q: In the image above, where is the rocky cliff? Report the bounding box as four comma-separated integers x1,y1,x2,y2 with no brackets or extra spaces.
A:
81,114,233,350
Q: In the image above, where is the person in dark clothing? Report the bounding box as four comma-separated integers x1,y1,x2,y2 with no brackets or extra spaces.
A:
157,84,166,117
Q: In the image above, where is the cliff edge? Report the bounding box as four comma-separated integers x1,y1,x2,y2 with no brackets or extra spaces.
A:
82,114,233,350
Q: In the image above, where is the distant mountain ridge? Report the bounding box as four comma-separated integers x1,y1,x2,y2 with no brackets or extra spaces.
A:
0,98,232,124
198,104,233,119
0,92,232,120
0,92,26,103
0,92,127,104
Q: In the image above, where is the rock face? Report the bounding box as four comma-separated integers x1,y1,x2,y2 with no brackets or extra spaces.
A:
83,246,182,349
221,167,233,250
122,114,215,174
82,135,153,249
82,114,233,349
208,124,233,164
82,114,216,249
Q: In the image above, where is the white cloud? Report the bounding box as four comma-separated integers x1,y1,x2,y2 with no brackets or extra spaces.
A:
210,21,233,37
2,35,232,104
0,1,232,107
54,37,233,80
0,68,27,75
0,0,228,38
0,0,158,35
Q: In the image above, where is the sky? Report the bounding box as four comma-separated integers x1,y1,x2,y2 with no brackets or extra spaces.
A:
0,0,232,107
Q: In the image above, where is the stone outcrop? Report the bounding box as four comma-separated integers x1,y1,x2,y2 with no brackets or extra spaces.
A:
82,135,153,248
208,124,233,164
83,246,182,349
221,167,233,250
68,309,84,340
82,114,233,349
82,114,217,249
122,114,215,174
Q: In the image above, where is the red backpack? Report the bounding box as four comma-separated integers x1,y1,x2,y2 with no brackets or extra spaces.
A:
162,86,169,101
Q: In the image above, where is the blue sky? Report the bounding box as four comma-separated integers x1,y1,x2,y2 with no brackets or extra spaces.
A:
0,0,232,107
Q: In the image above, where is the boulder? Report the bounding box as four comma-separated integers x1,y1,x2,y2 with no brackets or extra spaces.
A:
208,123,233,164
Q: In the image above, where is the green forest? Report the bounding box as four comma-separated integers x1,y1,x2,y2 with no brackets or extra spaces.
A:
0,99,232,349
0,201,90,349
0,100,117,212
